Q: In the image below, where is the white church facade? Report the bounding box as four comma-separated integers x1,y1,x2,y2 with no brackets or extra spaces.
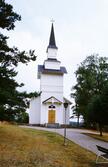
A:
29,23,71,126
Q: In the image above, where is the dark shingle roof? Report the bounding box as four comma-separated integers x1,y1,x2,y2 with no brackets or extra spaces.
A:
38,65,67,77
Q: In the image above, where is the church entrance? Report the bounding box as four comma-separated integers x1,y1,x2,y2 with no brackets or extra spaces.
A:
48,110,55,123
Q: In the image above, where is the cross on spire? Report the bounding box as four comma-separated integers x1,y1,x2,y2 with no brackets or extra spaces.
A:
50,19,55,23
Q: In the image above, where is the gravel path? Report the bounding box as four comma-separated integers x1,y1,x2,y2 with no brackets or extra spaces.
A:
21,126,108,154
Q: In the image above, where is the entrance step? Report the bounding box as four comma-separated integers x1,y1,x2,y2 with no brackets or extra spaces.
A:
45,123,60,128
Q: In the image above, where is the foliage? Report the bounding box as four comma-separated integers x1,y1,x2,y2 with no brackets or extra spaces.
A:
16,112,29,123
87,84,108,135
0,0,21,30
71,54,108,130
0,0,39,122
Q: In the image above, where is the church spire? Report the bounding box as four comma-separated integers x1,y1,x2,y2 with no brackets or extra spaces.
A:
47,23,58,52
46,22,58,59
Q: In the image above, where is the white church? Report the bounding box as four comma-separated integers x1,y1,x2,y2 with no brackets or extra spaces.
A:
29,23,71,127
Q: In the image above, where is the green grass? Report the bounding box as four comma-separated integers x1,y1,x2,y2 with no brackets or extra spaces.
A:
0,124,97,167
83,132,108,142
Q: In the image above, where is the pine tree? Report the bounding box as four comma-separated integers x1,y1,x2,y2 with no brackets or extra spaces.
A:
0,0,38,122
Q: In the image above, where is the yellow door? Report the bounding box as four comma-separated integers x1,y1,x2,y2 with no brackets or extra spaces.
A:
48,110,55,123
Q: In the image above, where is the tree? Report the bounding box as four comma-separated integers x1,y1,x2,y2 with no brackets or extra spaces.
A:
87,84,108,136
71,54,108,128
71,92,82,127
0,0,38,122
16,112,29,123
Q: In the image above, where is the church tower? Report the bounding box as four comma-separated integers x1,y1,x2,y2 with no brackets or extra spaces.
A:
29,23,71,126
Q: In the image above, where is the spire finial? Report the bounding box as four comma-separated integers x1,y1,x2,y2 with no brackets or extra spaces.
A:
50,19,55,24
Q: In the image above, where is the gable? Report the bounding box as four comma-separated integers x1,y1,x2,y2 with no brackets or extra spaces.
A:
43,96,62,104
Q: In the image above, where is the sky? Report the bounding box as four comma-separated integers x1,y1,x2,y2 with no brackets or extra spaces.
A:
5,0,108,101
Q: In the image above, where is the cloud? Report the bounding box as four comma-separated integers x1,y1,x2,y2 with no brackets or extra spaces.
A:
4,0,108,100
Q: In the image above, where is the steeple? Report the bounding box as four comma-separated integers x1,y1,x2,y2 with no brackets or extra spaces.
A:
46,23,58,60
47,23,58,50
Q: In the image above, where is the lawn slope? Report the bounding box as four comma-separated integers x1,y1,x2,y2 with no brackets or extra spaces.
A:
83,132,108,143
0,124,96,167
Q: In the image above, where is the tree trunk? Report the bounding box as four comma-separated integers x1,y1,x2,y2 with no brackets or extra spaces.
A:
99,123,103,136
77,115,79,127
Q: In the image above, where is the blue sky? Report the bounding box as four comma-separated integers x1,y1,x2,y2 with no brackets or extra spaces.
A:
5,0,108,100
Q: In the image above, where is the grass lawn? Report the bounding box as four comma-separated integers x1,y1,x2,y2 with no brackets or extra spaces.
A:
83,132,108,143
0,124,98,167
